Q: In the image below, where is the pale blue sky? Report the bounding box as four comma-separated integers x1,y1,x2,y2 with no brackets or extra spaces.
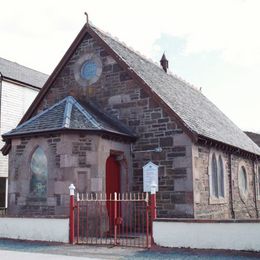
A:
0,0,259,132
153,33,260,132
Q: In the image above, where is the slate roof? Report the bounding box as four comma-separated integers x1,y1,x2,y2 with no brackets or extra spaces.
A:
91,25,260,156
0,57,48,88
3,96,135,138
2,24,259,156
245,132,260,148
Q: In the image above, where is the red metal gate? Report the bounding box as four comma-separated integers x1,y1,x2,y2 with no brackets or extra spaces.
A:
74,192,152,248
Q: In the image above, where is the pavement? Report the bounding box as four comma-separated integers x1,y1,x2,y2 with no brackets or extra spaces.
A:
0,239,260,259
0,250,101,260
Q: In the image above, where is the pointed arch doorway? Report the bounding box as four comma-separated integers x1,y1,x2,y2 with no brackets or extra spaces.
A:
106,154,121,231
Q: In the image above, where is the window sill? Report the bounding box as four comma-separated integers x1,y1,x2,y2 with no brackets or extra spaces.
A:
209,196,227,205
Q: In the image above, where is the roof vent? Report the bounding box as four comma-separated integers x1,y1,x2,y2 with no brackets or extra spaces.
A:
160,53,168,73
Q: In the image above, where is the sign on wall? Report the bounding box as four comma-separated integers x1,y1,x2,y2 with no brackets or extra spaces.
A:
143,161,159,192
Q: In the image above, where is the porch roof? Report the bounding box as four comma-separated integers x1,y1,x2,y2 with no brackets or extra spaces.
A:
3,96,135,139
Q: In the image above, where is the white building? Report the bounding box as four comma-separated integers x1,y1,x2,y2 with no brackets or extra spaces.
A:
0,57,48,208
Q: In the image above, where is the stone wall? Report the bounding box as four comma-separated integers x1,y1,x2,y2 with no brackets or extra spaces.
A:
8,133,131,216
32,33,194,218
193,144,260,219
0,217,69,243
154,219,260,251
193,145,231,219
230,155,258,219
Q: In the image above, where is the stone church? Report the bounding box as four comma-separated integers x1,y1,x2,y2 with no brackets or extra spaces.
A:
2,22,260,219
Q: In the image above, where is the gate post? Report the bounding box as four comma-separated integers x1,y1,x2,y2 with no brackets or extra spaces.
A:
114,192,117,245
69,184,75,244
151,183,157,220
150,183,157,245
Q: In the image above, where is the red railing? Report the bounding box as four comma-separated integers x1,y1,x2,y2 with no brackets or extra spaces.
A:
73,192,151,248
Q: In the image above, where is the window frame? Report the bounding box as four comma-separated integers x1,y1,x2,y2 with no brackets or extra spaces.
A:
29,146,48,199
208,150,227,204
237,161,249,202
218,155,225,198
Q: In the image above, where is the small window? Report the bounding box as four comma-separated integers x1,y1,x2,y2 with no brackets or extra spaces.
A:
218,156,225,197
239,166,247,194
209,152,225,200
211,153,218,197
30,147,48,198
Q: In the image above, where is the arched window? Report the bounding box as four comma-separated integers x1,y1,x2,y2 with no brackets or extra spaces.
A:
218,155,225,197
30,147,48,198
211,153,218,197
239,166,247,195
210,152,225,199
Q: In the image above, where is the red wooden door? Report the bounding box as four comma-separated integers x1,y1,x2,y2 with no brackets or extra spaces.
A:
106,155,121,231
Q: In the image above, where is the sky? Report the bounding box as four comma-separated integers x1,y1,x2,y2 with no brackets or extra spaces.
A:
0,0,259,133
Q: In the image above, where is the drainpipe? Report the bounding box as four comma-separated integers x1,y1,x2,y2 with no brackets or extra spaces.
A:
253,161,259,218
229,154,235,219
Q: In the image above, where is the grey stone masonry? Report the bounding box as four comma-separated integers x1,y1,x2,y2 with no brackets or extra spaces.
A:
7,29,260,219
193,144,260,219
8,134,131,216
34,33,194,218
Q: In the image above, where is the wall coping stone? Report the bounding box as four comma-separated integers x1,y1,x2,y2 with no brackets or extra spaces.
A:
154,218,260,223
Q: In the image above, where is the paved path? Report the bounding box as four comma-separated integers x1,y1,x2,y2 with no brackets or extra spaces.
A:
0,239,260,259
0,249,102,259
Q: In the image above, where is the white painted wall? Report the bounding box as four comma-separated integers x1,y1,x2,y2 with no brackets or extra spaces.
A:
0,80,39,178
154,221,260,252
0,217,69,243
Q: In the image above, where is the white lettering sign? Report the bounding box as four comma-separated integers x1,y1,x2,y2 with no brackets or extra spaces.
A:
143,161,159,192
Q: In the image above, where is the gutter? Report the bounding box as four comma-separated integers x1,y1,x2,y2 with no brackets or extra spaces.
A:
2,127,137,143
198,135,260,160
2,76,42,91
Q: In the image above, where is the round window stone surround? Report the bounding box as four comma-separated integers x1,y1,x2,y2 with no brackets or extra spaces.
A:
74,52,103,87
238,161,249,202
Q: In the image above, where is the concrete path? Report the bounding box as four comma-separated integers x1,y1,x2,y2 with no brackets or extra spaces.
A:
0,239,260,259
0,249,102,260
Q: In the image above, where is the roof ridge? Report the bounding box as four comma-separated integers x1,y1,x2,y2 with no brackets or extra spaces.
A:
73,99,102,129
63,96,74,128
91,25,163,68
91,25,202,93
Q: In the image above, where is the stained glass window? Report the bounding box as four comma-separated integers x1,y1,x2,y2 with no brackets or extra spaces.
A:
30,147,48,197
80,60,97,80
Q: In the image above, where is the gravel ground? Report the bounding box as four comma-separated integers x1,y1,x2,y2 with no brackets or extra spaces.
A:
0,239,260,259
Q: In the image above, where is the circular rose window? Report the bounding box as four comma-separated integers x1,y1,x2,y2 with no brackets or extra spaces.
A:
74,53,102,87
80,60,97,80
